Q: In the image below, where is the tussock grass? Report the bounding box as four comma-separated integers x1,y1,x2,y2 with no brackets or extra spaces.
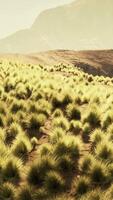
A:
0,61,113,199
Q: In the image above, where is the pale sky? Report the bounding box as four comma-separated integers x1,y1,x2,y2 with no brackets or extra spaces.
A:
0,0,73,39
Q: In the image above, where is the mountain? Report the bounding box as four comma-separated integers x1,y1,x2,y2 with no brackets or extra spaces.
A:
0,0,113,53
1,50,113,77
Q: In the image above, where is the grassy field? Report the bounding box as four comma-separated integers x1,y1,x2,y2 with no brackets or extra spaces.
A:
0,60,113,199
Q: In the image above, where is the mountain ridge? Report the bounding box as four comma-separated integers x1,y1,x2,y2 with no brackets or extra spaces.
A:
0,0,113,53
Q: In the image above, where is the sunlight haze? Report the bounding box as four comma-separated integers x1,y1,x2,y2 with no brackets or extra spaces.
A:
0,0,73,39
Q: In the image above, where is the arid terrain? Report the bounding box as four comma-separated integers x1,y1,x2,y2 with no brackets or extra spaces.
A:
1,49,113,76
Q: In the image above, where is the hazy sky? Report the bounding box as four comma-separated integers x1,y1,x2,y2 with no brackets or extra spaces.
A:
0,0,73,39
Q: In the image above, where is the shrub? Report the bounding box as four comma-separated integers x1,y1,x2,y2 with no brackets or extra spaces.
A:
76,176,90,195
44,171,65,194
0,183,15,200
66,104,81,120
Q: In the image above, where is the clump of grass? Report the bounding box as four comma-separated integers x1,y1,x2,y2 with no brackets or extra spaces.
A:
75,176,90,196
0,183,15,200
44,171,65,194
102,111,113,130
0,128,5,142
82,123,92,142
62,93,73,106
13,140,30,161
33,189,48,200
17,187,32,200
80,189,103,200
70,120,82,135
39,143,52,157
6,114,15,126
52,117,69,131
2,159,21,183
95,141,113,161
90,129,104,148
23,113,47,137
90,161,108,185
5,122,21,145
31,137,38,150
66,104,81,120
53,109,63,118
56,155,74,174
0,115,5,127
52,95,63,108
49,127,66,144
84,110,101,128
27,156,55,186
54,136,82,159
80,154,94,174
0,102,6,115
10,100,26,114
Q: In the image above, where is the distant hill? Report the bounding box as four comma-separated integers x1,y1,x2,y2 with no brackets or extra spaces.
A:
1,49,113,77
0,0,113,53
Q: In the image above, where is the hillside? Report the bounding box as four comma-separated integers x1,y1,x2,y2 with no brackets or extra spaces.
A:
1,49,113,77
0,0,113,53
0,60,113,199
